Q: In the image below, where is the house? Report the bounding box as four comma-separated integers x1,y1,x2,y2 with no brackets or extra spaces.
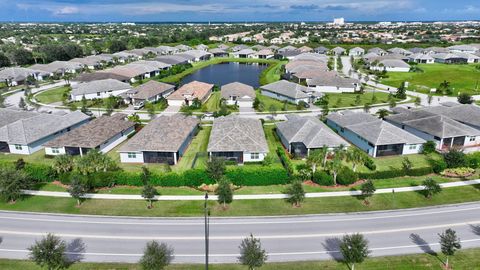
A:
349,47,365,56
385,109,480,151
306,73,361,93
73,72,131,83
0,67,49,86
388,48,412,56
276,115,349,157
447,45,478,54
70,79,132,101
156,46,178,55
112,51,139,63
409,47,426,54
292,53,328,63
0,110,90,155
425,47,449,54
104,62,159,83
231,44,250,52
331,47,346,55
69,57,102,70
167,81,214,106
31,61,83,76
207,116,268,163
175,44,193,52
125,81,175,109
431,53,468,64
208,48,229,58
371,59,410,72
179,50,212,62
154,55,189,65
260,80,311,104
298,46,313,53
44,114,135,156
221,82,255,107
326,111,425,157
367,48,387,56
253,49,274,59
218,44,230,50
233,49,256,58
119,114,199,164
314,46,329,54
453,52,480,63
291,68,332,83
285,60,327,74
278,45,298,53
275,50,301,60
196,44,209,51
409,53,435,64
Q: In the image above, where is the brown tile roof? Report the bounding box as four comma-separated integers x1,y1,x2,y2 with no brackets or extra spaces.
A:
167,81,214,101
128,81,175,100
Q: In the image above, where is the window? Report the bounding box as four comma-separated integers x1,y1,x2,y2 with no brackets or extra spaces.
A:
14,144,22,150
409,145,417,150
127,152,137,159
51,147,60,154
250,153,260,160
97,92,101,96
340,128,345,133
470,136,476,142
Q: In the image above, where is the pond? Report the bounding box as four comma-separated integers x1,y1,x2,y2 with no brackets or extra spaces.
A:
181,62,268,88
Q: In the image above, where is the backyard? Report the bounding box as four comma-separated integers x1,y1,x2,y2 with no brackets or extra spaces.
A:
34,85,70,104
380,63,480,95
326,91,398,108
255,90,300,112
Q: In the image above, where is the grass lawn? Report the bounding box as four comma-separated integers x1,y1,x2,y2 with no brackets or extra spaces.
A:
357,153,442,173
255,90,300,112
259,60,287,85
263,125,282,163
380,63,480,96
0,151,55,166
34,86,69,104
326,91,397,108
4,184,480,217
177,126,211,170
2,248,480,269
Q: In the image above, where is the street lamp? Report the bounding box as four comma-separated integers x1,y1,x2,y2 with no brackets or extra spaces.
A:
204,192,210,270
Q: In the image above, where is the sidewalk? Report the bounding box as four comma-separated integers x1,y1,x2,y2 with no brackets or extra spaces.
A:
21,179,480,201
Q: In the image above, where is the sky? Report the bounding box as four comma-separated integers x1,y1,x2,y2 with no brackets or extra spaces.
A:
1,0,479,22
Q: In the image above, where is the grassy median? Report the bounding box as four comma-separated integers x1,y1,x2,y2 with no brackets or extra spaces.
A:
1,248,479,269
2,184,479,217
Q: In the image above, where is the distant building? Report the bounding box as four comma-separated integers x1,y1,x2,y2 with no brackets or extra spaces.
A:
333,18,345,25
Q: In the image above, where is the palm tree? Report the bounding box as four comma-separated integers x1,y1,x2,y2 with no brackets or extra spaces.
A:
377,109,389,119
326,155,343,185
307,146,329,173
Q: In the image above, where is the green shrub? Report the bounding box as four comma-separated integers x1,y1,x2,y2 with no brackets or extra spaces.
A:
312,171,334,186
443,149,467,168
421,141,436,154
226,165,289,186
337,167,358,185
23,163,56,183
276,146,294,176
358,166,432,180
363,158,376,171
466,152,480,168
430,159,447,174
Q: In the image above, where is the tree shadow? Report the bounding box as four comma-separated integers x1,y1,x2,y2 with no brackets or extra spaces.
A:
470,224,480,236
66,238,86,264
409,233,437,256
322,237,343,261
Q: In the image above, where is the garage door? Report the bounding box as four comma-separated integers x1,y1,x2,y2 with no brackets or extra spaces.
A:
238,101,253,108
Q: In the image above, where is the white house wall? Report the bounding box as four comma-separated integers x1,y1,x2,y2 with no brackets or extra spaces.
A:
261,89,307,104
120,152,144,163
72,89,130,101
402,143,423,155
312,86,356,93
243,152,267,162
99,126,135,153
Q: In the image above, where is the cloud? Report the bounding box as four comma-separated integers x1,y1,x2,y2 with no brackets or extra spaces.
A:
290,4,320,10
53,6,79,15
324,5,351,11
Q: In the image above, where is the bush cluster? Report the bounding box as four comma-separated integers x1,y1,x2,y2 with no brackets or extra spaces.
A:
336,167,358,185
312,171,334,186
276,146,294,176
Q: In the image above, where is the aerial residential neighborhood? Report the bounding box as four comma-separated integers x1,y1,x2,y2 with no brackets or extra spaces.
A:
0,1,479,269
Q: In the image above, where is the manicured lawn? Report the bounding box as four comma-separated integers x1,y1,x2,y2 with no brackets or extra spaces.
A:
381,63,480,95
2,248,480,269
0,151,55,166
326,91,398,108
202,91,222,111
177,126,211,170
259,60,287,85
4,184,480,217
255,90,300,112
34,86,69,104
263,125,282,163
357,153,442,173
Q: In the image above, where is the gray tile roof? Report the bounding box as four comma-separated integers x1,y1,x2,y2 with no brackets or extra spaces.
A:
276,115,348,148
128,80,175,100
385,109,480,138
73,72,131,83
347,120,425,145
307,73,360,88
0,67,49,82
221,82,255,101
379,59,410,68
31,61,83,73
0,108,39,128
154,55,189,65
260,80,310,99
208,116,268,153
119,114,199,153
44,114,134,149
327,111,379,127
0,111,90,145
71,79,131,97
414,104,480,129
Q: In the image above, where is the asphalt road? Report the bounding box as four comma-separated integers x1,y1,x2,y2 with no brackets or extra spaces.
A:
0,203,479,264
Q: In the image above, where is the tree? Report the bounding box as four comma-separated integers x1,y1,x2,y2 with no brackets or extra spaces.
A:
0,168,31,203
28,233,68,270
15,158,26,170
145,103,156,119
238,234,268,270
142,183,158,209
139,241,174,270
395,82,407,99
402,157,413,171
363,103,371,113
52,155,74,174
414,96,421,107
128,113,141,125
340,233,370,270
206,157,226,181
427,94,433,105
306,147,328,173
376,108,389,119
354,95,361,106
0,52,11,67
80,96,90,114
422,177,442,199
285,181,305,207
216,177,233,209
19,97,27,110
443,148,466,168
389,98,397,109
67,177,87,206
360,180,376,204
346,147,367,172
457,93,473,104
75,149,118,175
438,228,461,269
326,155,343,185
422,141,436,154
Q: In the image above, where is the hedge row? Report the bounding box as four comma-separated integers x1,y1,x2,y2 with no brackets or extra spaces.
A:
276,146,294,176
358,166,433,180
